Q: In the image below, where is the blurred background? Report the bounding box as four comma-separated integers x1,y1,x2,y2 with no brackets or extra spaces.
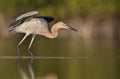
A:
0,0,120,79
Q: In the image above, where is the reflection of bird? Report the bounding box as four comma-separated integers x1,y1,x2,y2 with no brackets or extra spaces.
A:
9,11,77,58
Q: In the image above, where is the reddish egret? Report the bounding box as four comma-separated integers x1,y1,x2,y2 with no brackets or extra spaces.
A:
9,11,77,58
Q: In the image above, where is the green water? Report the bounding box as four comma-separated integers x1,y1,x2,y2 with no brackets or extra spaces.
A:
0,37,120,79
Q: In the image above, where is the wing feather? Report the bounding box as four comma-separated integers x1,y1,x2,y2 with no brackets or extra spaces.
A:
16,11,39,21
9,11,39,30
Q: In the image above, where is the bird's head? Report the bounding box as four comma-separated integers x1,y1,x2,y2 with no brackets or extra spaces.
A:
56,21,77,32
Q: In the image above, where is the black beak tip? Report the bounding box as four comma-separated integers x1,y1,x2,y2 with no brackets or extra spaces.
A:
69,26,78,32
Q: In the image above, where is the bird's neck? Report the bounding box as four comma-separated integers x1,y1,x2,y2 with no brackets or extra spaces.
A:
48,31,58,38
43,31,58,39
46,24,59,38
37,23,59,38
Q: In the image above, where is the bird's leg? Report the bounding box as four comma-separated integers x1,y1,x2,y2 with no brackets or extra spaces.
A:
17,33,29,70
28,57,35,79
27,34,36,58
17,33,29,58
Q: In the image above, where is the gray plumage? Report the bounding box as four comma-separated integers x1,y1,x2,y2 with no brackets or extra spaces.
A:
9,11,54,32
16,11,39,21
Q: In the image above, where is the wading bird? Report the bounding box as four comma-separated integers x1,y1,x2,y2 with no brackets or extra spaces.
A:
9,11,77,58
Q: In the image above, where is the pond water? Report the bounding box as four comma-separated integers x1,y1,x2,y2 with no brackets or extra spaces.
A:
0,38,120,79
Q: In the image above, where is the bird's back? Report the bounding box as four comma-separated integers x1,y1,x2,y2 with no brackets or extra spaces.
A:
13,18,50,34
9,11,39,31
9,11,53,35
35,18,50,32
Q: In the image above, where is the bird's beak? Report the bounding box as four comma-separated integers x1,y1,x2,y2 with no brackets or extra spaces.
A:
68,26,78,32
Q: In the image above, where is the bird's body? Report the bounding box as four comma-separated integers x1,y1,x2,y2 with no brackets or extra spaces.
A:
9,11,77,58
14,18,50,35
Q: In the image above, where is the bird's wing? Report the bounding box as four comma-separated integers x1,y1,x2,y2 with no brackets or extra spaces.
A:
16,11,39,21
9,11,39,30
9,19,24,30
34,16,54,23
